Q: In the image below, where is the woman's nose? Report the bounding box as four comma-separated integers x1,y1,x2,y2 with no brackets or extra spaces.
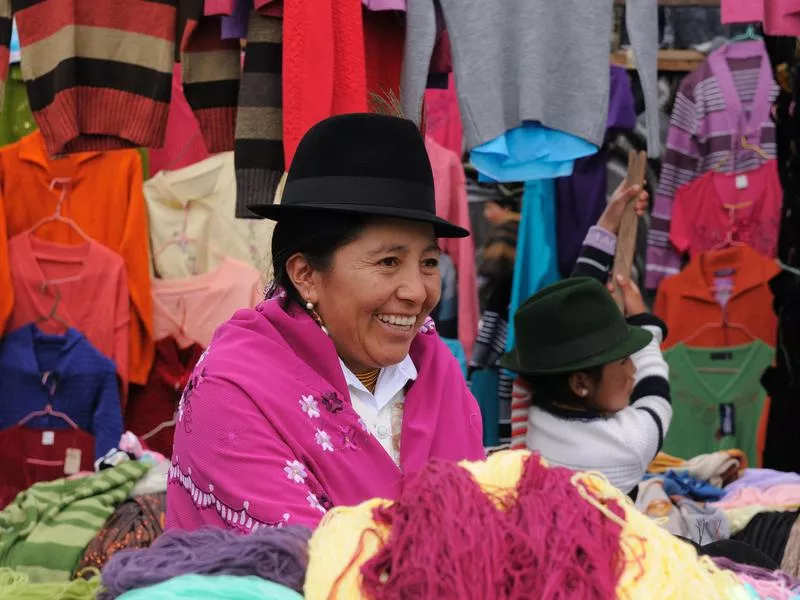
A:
396,271,428,304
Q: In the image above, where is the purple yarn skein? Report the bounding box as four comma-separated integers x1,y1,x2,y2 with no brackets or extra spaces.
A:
99,525,312,599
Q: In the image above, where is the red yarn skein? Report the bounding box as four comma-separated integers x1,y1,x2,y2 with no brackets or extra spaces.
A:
360,455,624,600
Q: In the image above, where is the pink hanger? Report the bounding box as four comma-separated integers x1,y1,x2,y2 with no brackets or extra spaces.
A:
26,178,92,244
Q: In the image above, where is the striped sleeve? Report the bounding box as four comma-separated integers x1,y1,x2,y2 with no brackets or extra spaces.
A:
0,2,9,109
613,315,672,466
570,226,616,283
235,11,284,218
645,78,701,291
510,377,532,450
180,0,240,153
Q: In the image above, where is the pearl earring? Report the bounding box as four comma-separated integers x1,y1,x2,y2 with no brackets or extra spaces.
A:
580,389,588,397
306,302,314,311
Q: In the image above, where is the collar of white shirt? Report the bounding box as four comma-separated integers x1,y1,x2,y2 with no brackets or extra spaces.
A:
339,355,418,413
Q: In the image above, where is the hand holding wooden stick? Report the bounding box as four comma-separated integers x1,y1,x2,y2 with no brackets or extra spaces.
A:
610,151,647,312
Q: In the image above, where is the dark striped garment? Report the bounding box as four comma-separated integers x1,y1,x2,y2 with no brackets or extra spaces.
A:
235,11,284,218
0,0,238,155
646,47,779,291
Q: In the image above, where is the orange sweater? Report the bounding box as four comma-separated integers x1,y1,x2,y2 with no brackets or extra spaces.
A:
654,245,780,350
0,131,154,384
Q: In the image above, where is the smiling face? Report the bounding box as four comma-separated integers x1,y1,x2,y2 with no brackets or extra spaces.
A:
287,218,442,371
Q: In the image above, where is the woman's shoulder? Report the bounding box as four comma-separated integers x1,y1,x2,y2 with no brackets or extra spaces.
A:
193,301,312,394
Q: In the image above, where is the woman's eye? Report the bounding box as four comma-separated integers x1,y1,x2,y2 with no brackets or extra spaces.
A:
423,258,440,268
379,257,399,267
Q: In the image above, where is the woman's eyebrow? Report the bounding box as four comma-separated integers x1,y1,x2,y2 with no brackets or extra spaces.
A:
367,244,408,257
425,243,442,254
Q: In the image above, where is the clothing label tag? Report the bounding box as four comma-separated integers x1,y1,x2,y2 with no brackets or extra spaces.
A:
735,174,749,190
710,351,734,361
41,431,54,446
719,404,735,437
64,448,81,475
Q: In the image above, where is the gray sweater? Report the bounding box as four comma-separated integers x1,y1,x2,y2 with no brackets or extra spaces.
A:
402,0,660,157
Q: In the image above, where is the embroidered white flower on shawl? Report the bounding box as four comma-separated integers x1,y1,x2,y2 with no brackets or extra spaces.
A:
284,460,308,484
315,429,334,452
307,492,326,514
299,395,320,418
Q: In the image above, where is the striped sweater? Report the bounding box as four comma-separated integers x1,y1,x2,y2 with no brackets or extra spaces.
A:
510,226,672,495
0,0,238,156
645,40,778,291
0,461,149,582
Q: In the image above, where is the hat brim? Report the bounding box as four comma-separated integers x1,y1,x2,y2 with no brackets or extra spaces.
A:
246,203,470,239
497,324,653,376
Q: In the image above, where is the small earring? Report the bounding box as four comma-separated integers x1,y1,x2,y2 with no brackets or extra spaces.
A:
304,300,329,336
580,389,588,397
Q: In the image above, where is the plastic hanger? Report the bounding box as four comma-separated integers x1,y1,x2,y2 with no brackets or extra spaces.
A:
18,401,80,430
729,24,762,43
26,178,92,244
712,136,771,171
34,285,70,329
140,417,176,442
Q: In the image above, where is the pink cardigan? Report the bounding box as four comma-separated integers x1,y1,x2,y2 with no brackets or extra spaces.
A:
425,136,479,356
166,298,484,531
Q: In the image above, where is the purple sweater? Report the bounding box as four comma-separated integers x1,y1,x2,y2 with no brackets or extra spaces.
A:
646,40,778,290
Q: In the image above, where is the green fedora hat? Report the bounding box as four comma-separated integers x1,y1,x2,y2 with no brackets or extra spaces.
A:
498,277,652,376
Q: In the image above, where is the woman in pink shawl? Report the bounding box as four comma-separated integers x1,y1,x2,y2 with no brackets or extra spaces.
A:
166,114,485,532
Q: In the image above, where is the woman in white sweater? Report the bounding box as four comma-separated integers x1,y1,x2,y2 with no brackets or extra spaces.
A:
501,183,671,498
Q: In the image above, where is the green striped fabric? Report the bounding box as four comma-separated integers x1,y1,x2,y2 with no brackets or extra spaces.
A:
0,461,149,582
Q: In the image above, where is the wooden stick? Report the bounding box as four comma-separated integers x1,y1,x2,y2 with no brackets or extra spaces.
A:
612,151,647,312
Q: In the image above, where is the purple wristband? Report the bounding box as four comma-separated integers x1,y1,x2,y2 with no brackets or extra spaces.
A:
584,226,618,256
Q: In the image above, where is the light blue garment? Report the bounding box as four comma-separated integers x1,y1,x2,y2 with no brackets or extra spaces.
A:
117,575,304,600
9,19,19,64
471,122,598,183
441,337,467,378
505,180,560,351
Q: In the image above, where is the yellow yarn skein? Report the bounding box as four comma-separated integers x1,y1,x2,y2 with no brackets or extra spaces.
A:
571,470,747,600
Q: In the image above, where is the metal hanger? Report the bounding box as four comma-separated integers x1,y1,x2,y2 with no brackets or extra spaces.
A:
26,178,92,243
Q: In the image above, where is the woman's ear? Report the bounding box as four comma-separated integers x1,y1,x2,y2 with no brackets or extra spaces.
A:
568,372,592,399
285,253,319,305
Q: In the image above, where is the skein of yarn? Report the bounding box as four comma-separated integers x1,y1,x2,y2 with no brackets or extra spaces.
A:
711,557,800,594
0,568,100,600
307,451,625,600
99,525,312,599
115,574,304,600
305,451,758,600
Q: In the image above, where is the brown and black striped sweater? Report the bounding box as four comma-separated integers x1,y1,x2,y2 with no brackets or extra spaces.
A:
0,0,239,156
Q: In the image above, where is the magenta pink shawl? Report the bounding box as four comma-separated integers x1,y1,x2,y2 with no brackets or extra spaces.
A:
166,298,484,531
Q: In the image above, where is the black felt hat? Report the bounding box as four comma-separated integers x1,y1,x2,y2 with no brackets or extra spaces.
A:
498,278,652,376
247,113,469,238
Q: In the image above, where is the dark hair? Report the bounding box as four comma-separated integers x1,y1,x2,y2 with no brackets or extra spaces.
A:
523,366,605,412
268,212,369,307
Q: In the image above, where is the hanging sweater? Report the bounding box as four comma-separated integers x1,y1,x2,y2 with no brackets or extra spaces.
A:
645,40,778,291
0,0,238,155
425,136,478,355
0,131,154,384
0,325,123,460
0,461,148,582
402,0,660,157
